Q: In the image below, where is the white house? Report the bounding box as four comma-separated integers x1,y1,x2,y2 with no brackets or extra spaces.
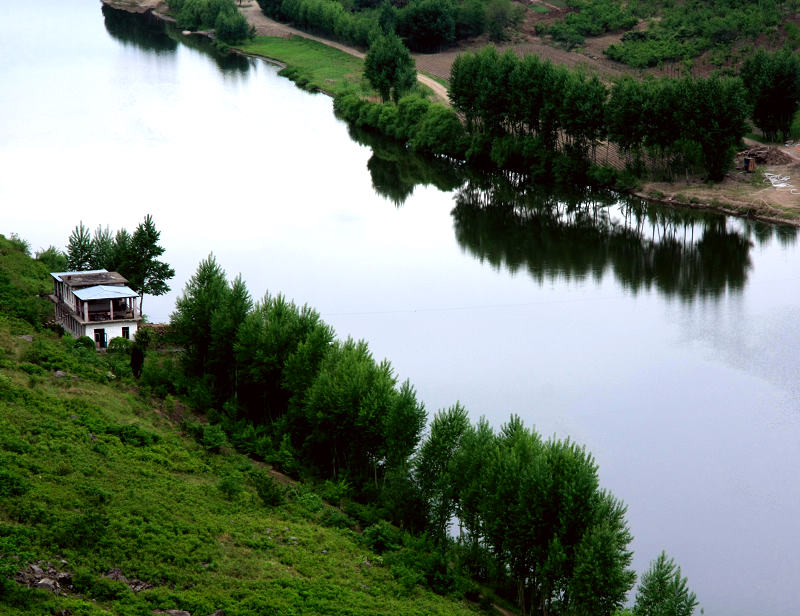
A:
49,269,141,349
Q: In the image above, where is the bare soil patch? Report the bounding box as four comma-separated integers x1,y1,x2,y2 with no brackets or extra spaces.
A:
638,147,800,226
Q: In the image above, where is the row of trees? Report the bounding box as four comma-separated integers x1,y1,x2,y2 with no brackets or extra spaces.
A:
167,256,426,497
341,45,751,183
65,215,175,312
418,409,636,615
449,46,749,181
257,0,521,52
334,92,468,158
741,49,800,142
354,43,799,185
156,256,699,616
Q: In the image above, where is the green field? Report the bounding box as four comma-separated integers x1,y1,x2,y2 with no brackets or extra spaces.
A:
237,36,371,96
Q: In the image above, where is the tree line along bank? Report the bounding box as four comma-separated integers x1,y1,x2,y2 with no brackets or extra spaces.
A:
1,232,700,616
126,250,697,616
344,45,800,187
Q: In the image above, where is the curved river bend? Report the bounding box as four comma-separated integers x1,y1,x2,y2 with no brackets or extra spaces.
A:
1,3,799,614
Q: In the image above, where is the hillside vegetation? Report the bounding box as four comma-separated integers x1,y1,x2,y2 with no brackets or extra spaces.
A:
540,0,800,68
1,232,701,616
0,234,478,616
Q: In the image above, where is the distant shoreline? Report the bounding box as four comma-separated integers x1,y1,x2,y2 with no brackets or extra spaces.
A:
102,0,800,227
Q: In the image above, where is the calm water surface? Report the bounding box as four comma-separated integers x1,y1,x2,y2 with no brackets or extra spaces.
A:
2,3,799,614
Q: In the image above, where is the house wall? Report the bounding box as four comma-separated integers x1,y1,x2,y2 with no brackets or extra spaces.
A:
86,321,138,346
54,280,81,313
54,304,83,338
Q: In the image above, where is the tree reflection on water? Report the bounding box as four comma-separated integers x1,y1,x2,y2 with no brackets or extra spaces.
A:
349,125,798,301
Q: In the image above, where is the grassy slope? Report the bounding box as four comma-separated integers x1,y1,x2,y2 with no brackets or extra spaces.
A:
0,238,478,616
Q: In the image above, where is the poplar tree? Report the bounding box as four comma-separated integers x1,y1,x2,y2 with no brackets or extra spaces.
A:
741,49,800,142
364,33,417,103
66,222,93,271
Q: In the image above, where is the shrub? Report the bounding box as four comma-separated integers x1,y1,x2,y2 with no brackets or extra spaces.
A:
250,469,285,507
0,374,18,401
112,423,160,447
361,520,400,553
218,472,245,500
58,512,109,551
0,470,28,497
320,508,355,528
0,529,32,593
215,10,253,44
318,478,351,506
107,337,133,354
72,567,132,601
75,336,96,351
297,491,324,513
202,423,227,452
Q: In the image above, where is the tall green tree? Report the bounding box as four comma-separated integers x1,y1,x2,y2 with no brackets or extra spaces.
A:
741,49,800,142
208,274,252,401
127,214,175,313
235,293,333,426
170,254,229,377
66,222,93,271
397,0,456,52
451,417,495,576
107,229,133,277
416,403,470,552
90,225,115,270
683,76,749,181
364,33,417,103
480,417,635,616
300,338,400,487
634,551,698,616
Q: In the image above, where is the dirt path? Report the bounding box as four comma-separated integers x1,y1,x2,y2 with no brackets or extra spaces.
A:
237,1,450,103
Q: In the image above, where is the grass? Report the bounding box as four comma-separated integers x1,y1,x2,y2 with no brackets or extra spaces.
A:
528,4,551,13
0,332,481,615
422,72,449,88
237,36,371,96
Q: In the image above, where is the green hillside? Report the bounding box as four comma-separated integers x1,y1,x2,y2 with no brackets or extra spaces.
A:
0,234,479,616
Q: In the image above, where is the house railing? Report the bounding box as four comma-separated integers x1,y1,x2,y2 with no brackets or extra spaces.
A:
88,311,136,322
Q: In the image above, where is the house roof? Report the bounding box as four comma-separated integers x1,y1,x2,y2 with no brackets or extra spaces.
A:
51,269,130,288
73,285,139,301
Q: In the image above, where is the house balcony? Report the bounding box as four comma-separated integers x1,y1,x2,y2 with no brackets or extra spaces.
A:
49,295,141,325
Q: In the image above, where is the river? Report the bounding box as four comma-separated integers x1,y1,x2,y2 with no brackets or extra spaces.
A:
1,2,799,614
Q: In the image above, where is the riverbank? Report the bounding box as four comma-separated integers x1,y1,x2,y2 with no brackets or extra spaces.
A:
635,143,800,226
101,0,800,226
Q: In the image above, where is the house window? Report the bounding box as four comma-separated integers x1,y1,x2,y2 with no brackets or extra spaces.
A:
122,327,130,340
